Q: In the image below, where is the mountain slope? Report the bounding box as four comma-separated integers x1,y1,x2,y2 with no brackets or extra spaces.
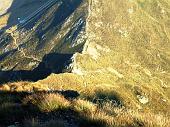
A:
36,0,170,118
0,0,88,83
0,0,170,126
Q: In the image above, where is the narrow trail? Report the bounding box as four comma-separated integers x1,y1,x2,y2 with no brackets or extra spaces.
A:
9,31,41,62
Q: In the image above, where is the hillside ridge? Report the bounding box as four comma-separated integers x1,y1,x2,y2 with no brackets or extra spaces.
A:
0,0,170,126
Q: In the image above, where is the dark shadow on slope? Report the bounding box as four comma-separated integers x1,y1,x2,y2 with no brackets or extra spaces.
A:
0,0,48,30
0,90,80,126
0,90,143,127
0,0,85,84
0,53,73,85
1,0,84,31
34,0,86,52
93,90,123,107
0,90,109,127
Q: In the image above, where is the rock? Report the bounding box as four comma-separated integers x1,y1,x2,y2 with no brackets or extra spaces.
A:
137,95,149,104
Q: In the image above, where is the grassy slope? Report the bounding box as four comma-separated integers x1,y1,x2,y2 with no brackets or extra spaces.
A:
75,0,170,112
0,0,170,126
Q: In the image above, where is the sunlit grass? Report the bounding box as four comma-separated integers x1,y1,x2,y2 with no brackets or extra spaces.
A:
23,93,71,112
0,14,10,28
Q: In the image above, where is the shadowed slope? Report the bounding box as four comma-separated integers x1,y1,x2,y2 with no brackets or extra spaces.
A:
0,0,88,84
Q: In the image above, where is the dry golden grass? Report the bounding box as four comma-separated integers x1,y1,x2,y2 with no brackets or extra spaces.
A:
23,93,70,112
0,85,169,126
73,99,97,113
0,14,10,28
0,81,50,92
75,99,170,127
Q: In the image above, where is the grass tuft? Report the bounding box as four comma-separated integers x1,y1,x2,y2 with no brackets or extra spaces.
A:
23,93,71,112
73,99,97,113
